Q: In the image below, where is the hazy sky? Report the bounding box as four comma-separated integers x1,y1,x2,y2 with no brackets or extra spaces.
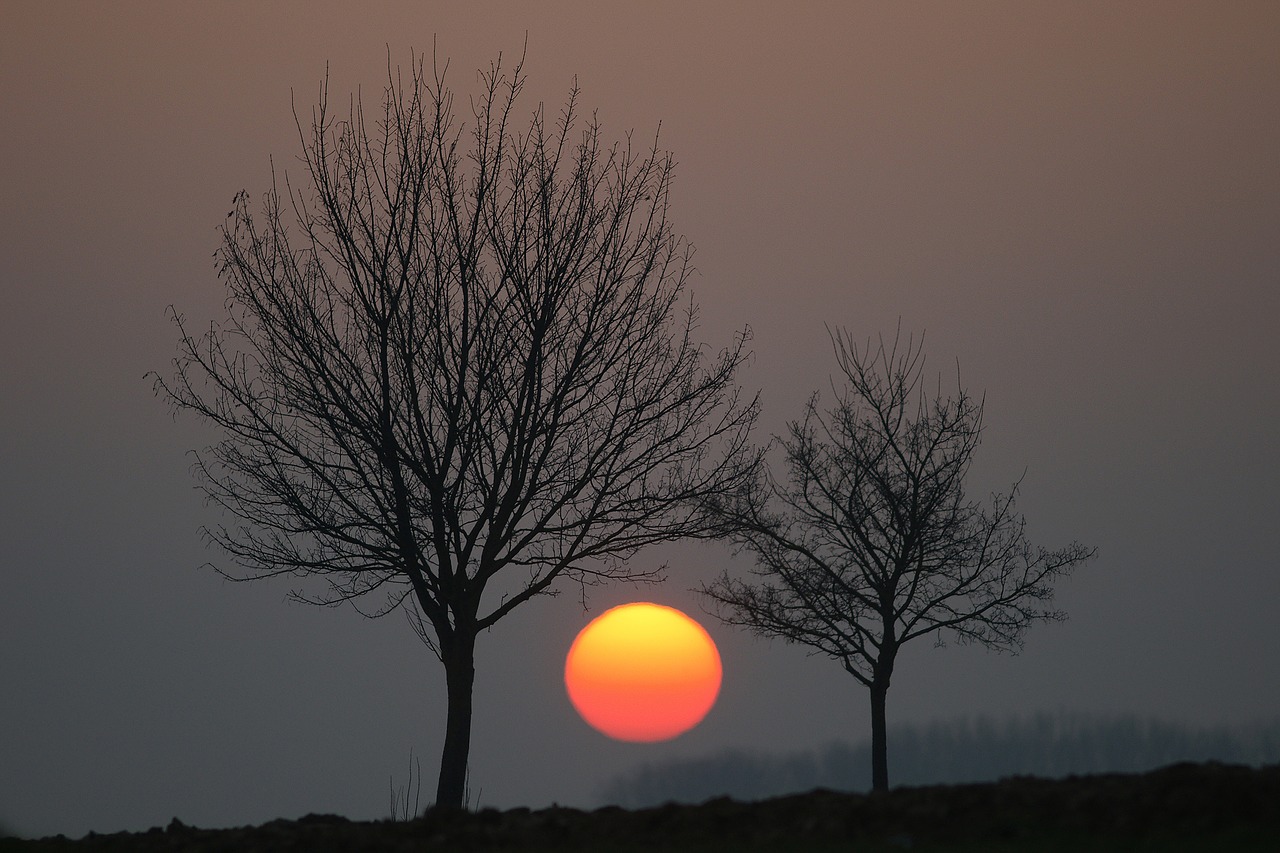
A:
3,1,1278,839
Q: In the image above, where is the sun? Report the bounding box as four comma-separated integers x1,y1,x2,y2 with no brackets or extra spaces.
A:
564,602,722,742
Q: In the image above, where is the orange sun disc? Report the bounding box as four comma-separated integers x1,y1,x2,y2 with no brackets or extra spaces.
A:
564,602,722,742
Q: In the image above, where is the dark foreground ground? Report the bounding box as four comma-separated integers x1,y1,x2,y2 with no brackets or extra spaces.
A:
4,762,1278,852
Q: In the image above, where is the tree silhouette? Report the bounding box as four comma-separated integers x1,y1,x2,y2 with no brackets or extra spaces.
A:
153,52,759,809
701,326,1095,792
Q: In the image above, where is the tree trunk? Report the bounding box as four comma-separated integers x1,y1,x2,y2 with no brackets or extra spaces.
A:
870,678,889,793
435,633,476,810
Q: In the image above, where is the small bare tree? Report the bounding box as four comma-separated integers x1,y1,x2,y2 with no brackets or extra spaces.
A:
152,52,759,809
701,327,1095,793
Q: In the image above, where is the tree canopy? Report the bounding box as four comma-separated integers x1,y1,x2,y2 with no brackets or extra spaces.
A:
702,326,1096,791
154,52,760,807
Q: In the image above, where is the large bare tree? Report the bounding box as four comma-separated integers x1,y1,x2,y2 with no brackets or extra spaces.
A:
701,327,1095,793
153,53,759,809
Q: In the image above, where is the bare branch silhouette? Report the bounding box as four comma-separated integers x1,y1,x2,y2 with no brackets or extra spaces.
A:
153,49,760,808
701,324,1094,792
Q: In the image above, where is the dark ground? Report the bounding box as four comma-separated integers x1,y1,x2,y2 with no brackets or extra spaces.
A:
4,762,1277,852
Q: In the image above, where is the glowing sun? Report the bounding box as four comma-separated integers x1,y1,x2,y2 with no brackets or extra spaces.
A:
564,602,722,742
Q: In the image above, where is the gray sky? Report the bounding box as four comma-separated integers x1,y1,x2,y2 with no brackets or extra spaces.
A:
3,1,1278,839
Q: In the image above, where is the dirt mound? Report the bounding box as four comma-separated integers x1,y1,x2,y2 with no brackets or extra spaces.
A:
5,761,1278,852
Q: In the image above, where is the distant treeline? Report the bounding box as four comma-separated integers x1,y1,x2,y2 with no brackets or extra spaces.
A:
599,712,1280,808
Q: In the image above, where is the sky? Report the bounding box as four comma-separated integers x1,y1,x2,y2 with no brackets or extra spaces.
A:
3,0,1278,839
